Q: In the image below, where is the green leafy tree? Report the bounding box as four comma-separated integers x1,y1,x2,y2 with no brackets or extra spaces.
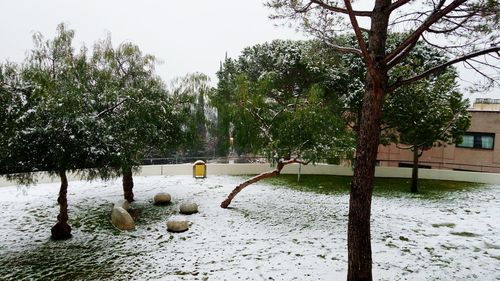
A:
0,24,114,239
91,37,184,202
214,40,355,208
383,72,470,193
213,40,349,155
267,1,499,279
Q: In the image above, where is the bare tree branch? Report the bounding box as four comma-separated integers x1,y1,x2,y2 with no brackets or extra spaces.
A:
310,0,372,17
385,0,466,67
464,61,499,86
387,40,419,68
389,46,500,91
343,0,373,74
389,0,412,12
304,23,363,56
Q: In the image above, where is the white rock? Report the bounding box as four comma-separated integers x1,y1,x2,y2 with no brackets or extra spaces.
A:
111,207,135,230
166,219,189,232
179,202,198,215
153,193,171,204
114,199,129,210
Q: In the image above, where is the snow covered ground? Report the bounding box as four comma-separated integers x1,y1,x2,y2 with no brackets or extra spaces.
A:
0,175,499,280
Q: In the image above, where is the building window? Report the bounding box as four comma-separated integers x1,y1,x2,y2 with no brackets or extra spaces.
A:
457,132,495,150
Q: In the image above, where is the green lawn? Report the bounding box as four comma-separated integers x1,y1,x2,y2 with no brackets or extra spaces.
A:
264,174,484,199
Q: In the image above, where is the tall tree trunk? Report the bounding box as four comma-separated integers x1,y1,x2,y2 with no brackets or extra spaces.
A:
348,83,385,281
347,1,391,280
411,147,419,193
221,158,305,208
51,170,72,240
123,167,134,202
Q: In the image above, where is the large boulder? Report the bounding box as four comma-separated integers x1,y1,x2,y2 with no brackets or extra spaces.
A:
179,202,198,215
111,207,135,230
153,193,171,205
166,218,189,233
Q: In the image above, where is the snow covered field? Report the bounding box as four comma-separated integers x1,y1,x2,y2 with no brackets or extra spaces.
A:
0,175,499,280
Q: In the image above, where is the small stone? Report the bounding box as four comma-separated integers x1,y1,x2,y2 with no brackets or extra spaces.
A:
179,202,198,215
153,193,171,205
111,207,135,230
166,219,189,232
114,199,129,210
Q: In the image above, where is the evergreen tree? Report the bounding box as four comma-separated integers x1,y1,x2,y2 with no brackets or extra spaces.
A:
215,40,355,207
383,71,470,192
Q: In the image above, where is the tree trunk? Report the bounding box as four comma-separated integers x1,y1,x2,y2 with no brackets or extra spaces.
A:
123,167,134,202
221,158,305,208
411,147,419,193
51,170,72,240
347,85,385,281
347,1,391,280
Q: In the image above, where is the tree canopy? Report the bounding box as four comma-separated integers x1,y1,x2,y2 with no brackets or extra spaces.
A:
216,40,355,208
0,24,113,182
213,39,354,162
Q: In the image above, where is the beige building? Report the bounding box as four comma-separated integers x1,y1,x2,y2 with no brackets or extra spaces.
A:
377,98,500,173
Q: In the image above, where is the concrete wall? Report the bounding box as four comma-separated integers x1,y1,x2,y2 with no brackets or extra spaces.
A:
1,163,499,187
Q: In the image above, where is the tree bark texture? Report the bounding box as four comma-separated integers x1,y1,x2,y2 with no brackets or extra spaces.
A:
51,170,72,240
411,148,419,193
123,167,134,202
221,158,306,208
347,1,391,280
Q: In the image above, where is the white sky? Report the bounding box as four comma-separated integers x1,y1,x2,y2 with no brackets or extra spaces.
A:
0,0,306,84
0,0,497,99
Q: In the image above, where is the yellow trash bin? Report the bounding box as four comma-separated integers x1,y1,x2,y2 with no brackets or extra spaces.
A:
193,160,206,178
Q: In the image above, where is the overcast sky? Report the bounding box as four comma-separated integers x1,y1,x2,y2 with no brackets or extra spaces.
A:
0,0,497,99
0,0,305,84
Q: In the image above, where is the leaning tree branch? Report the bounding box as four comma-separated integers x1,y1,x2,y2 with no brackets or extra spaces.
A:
389,46,500,91
220,157,309,208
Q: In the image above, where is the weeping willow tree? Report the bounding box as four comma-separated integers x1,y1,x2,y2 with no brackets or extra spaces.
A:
168,73,216,159
90,37,183,202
